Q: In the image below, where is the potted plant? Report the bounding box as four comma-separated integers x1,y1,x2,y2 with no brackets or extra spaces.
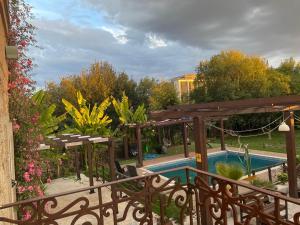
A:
216,162,244,196
238,144,256,181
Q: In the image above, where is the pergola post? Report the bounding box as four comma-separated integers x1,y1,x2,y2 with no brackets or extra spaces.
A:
193,116,209,172
183,122,189,158
87,143,95,194
123,136,129,159
109,139,116,181
220,118,226,150
136,125,143,167
285,111,297,198
193,116,212,225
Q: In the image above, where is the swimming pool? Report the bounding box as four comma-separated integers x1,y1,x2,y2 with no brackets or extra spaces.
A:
147,151,286,183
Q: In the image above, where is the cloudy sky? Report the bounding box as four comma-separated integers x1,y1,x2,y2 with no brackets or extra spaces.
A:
28,0,300,86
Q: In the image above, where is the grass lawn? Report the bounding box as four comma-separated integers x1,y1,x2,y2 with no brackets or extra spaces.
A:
210,130,300,154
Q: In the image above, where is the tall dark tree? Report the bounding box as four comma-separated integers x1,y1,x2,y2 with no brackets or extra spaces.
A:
150,81,179,110
136,77,157,110
277,57,300,94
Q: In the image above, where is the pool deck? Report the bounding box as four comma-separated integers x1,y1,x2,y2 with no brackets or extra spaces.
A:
142,147,287,167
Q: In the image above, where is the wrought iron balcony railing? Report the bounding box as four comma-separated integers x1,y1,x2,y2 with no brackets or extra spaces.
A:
0,166,299,225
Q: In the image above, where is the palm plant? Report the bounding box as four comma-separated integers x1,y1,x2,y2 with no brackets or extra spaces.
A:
32,90,65,136
62,91,112,135
216,163,244,180
112,92,147,155
62,91,112,170
112,92,147,125
216,162,244,196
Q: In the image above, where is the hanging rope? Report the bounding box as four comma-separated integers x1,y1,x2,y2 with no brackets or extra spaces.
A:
293,114,300,122
207,114,291,138
213,116,282,134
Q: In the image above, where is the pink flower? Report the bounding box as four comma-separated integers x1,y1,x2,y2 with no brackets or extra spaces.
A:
47,178,51,184
17,186,25,194
23,211,31,221
23,172,31,182
28,167,35,175
12,122,20,132
27,186,33,192
34,185,44,197
19,40,27,47
36,167,42,177
28,162,34,168
37,189,44,197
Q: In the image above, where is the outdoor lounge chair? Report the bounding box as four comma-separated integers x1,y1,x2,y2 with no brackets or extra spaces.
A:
115,161,139,179
115,160,130,179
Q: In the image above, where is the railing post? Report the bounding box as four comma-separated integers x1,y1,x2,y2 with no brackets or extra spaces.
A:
75,148,81,180
109,139,116,181
87,143,94,194
159,194,166,225
108,139,119,222
185,168,194,225
98,187,104,224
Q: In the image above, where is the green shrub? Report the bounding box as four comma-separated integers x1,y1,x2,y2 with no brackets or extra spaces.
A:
216,163,244,180
277,172,288,184
251,178,276,190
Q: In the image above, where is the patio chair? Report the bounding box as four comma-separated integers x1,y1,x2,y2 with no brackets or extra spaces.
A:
115,160,125,174
115,160,130,179
240,189,288,224
129,144,138,156
126,165,139,177
163,137,171,147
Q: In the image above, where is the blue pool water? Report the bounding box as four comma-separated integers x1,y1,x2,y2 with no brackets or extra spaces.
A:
144,153,160,160
147,151,285,183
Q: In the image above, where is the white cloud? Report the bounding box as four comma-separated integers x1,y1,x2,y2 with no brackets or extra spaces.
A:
146,33,168,49
101,26,128,44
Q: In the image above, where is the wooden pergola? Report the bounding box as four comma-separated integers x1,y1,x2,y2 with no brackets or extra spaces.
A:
40,134,115,193
125,118,192,167
150,95,300,198
126,117,228,167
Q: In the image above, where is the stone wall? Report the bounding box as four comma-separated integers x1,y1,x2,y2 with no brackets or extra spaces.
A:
0,0,16,221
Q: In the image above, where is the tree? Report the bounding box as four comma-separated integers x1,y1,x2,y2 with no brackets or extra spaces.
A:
191,50,292,131
191,50,292,102
136,77,157,110
112,73,137,104
150,81,179,110
45,62,139,117
277,57,300,94
266,69,290,96
193,50,270,102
